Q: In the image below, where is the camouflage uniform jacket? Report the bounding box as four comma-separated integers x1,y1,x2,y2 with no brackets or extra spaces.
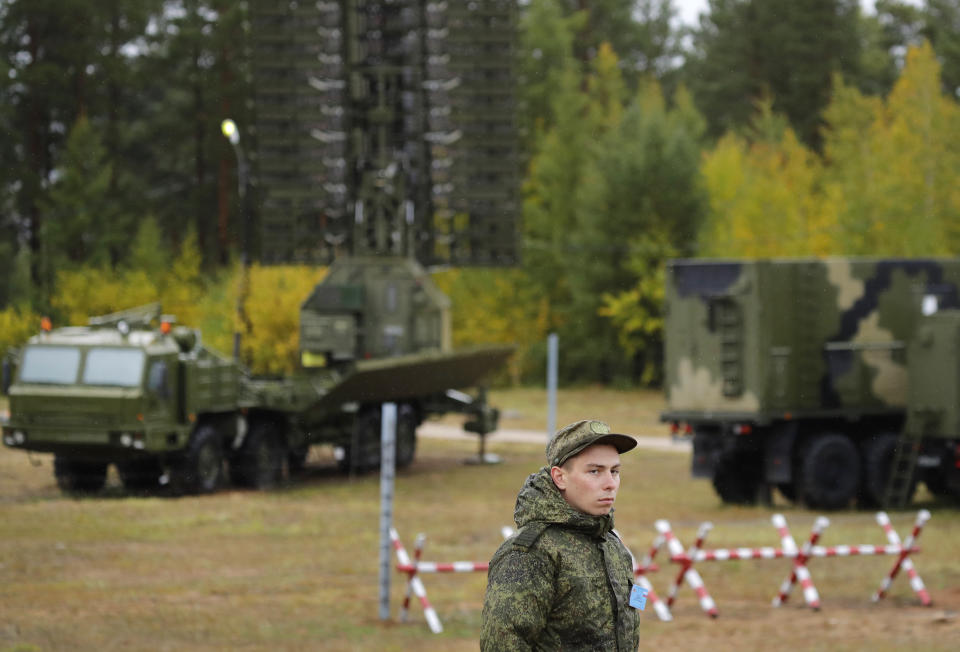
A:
480,467,640,651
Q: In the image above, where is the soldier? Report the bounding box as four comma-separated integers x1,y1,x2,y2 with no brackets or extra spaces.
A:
481,419,641,651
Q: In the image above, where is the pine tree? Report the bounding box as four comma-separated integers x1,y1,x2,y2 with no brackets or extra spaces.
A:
568,78,706,382
923,0,960,98
42,116,117,274
685,0,862,149
519,0,584,147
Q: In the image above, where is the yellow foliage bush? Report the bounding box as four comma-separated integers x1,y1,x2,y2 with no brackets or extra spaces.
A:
239,265,326,375
0,305,41,356
50,231,207,329
701,42,960,259
52,267,161,326
433,267,548,384
41,258,323,377
700,126,837,257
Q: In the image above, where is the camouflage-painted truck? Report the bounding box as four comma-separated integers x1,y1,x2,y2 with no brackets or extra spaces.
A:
662,257,960,509
1,256,511,495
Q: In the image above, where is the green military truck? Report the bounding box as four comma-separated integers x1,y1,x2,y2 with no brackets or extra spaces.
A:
662,257,960,509
2,256,511,495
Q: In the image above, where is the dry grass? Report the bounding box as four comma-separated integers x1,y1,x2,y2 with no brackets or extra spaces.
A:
1,388,959,651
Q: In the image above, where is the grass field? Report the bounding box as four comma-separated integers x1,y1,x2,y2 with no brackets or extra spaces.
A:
1,388,959,651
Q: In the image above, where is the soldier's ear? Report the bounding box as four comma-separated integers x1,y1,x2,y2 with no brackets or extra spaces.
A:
550,465,567,491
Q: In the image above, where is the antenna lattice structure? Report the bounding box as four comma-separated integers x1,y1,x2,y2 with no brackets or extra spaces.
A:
245,0,520,266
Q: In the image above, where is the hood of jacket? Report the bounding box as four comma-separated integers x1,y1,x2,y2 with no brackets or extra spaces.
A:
513,466,615,539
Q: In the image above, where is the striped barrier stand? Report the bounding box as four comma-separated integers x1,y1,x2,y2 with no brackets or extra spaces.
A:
771,515,828,609
666,522,714,610
623,531,672,622
399,533,426,623
390,528,443,633
393,528,511,633
655,519,719,618
873,510,932,606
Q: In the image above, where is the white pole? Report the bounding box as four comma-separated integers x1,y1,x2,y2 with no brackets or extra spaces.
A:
378,402,398,621
547,333,558,437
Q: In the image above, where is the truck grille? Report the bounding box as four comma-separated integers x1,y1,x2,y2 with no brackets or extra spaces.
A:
27,411,127,428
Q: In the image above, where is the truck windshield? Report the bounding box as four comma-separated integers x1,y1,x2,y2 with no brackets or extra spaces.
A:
82,348,145,387
20,346,82,384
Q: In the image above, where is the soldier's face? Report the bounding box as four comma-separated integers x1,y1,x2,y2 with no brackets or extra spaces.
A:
551,444,622,516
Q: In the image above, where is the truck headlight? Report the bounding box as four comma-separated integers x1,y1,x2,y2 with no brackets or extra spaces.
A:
120,433,133,447
13,430,26,445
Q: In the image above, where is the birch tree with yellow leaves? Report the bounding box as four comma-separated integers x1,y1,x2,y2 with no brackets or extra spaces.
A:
699,41,960,259
823,41,960,255
698,100,839,257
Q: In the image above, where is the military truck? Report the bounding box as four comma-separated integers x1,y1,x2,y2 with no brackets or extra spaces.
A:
662,257,960,509
2,1,521,496
2,257,511,495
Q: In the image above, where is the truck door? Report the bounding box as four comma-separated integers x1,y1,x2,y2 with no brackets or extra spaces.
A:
145,356,178,427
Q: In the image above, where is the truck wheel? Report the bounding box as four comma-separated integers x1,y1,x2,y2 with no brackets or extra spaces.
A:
117,459,163,493
396,404,418,469
338,407,382,473
860,432,915,507
230,421,286,489
287,445,310,473
53,456,108,494
923,471,953,498
776,483,797,502
798,432,860,510
711,449,761,504
172,425,225,495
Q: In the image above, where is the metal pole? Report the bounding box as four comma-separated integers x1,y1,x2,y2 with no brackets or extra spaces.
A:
233,140,250,362
222,119,250,362
547,333,558,438
378,402,398,621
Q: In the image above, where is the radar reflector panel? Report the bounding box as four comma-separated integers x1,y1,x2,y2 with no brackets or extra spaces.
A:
246,0,520,266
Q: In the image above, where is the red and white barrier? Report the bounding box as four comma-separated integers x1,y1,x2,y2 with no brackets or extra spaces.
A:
639,511,931,619
771,514,827,609
622,530,672,622
391,512,933,631
394,525,673,631
873,510,931,606
399,533,426,624
392,528,503,634
656,519,719,618
390,528,443,633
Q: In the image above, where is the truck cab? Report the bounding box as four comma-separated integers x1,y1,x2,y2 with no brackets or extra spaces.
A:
3,305,239,493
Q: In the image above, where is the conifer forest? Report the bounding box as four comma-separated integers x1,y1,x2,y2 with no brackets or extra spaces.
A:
2,0,960,385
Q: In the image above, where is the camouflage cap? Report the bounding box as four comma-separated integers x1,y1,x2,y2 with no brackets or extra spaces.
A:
546,419,638,467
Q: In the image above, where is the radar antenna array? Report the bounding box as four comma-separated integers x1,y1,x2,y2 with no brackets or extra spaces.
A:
245,0,520,266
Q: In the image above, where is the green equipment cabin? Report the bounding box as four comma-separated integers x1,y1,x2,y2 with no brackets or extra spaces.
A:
662,257,960,509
